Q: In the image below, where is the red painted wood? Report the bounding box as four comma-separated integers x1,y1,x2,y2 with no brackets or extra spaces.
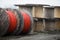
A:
6,10,17,33
21,11,31,33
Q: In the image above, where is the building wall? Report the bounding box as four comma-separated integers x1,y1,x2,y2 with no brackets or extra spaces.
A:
45,20,55,31
34,6,43,18
34,20,44,32
31,6,44,18
44,8,54,18
54,8,60,18
55,19,60,30
32,6,36,17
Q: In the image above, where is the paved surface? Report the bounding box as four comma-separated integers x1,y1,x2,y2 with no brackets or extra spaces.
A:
0,33,60,40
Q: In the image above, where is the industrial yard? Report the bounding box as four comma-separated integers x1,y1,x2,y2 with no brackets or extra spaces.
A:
0,4,60,40
0,0,60,40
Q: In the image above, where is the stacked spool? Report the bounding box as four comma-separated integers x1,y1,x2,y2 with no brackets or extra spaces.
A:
0,8,33,36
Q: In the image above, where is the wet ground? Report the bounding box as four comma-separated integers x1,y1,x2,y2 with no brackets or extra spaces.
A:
0,32,60,40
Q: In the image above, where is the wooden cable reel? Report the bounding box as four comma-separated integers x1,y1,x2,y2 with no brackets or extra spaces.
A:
0,8,33,36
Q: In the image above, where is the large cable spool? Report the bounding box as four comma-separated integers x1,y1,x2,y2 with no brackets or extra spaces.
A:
20,11,33,34
0,8,33,36
0,8,9,36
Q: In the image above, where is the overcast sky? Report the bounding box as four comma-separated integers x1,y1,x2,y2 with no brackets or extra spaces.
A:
0,0,60,8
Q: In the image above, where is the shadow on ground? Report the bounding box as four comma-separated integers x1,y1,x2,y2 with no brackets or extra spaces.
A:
0,33,60,40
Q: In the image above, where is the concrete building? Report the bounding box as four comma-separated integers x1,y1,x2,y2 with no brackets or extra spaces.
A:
44,6,60,31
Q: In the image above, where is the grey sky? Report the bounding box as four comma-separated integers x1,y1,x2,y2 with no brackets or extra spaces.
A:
0,0,60,8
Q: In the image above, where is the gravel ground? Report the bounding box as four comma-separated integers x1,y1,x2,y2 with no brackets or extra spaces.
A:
0,33,60,40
